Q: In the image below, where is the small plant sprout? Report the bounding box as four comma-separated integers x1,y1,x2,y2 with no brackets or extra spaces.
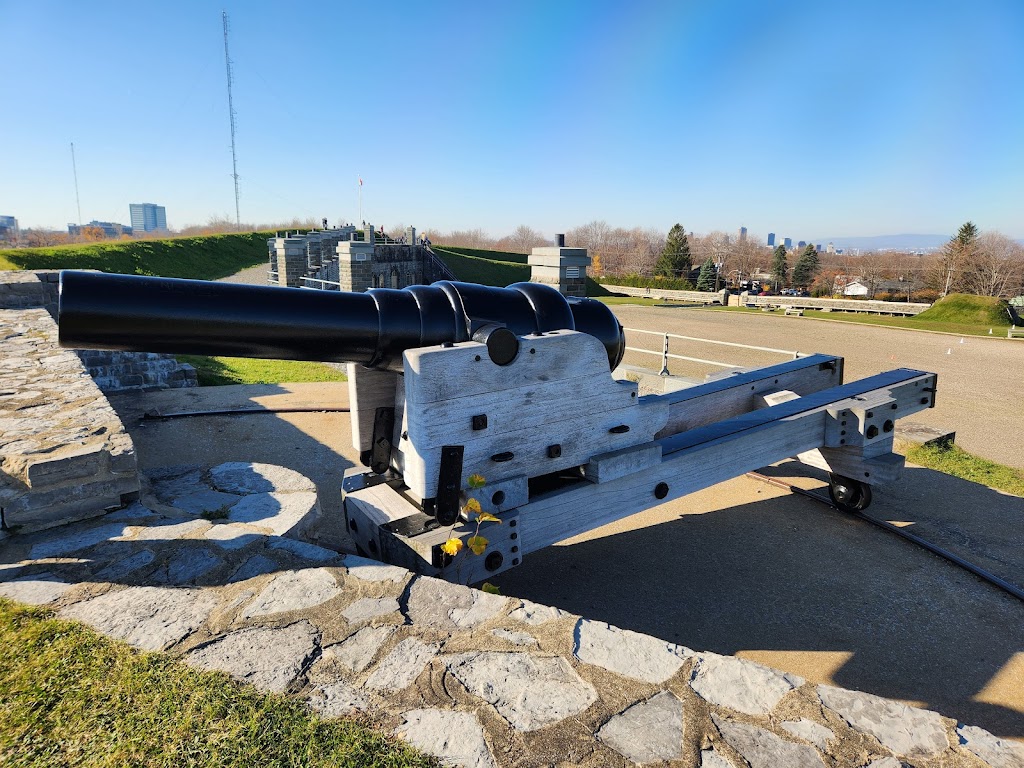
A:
440,474,502,566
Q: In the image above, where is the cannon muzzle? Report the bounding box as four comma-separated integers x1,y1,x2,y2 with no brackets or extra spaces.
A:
58,271,625,371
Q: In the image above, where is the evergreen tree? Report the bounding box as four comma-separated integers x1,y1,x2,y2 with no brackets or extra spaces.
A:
935,221,979,296
771,245,789,289
696,256,717,291
792,244,820,287
654,223,692,278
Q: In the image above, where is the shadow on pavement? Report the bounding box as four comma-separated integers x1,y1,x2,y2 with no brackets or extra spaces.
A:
493,462,1024,739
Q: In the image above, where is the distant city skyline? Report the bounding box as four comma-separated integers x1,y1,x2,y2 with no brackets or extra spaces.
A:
2,1,1022,239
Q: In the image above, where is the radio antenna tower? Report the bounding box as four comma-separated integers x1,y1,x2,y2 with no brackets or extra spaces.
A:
222,11,241,231
70,142,82,227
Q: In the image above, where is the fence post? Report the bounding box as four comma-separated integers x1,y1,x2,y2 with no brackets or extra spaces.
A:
659,333,670,376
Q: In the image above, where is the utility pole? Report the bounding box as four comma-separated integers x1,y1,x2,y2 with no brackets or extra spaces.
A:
70,142,82,228
223,11,241,231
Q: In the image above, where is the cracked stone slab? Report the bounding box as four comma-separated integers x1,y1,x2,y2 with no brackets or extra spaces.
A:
597,691,684,764
104,502,157,522
225,492,319,539
210,462,316,494
29,523,128,559
574,619,691,684
168,489,241,516
865,759,902,768
61,586,219,651
342,597,400,625
364,637,438,692
956,723,1024,768
228,554,279,583
97,549,156,580
491,628,537,647
202,524,265,550
165,548,224,585
0,573,73,604
406,576,507,630
186,621,319,694
122,518,209,542
151,468,207,500
781,719,835,751
700,748,737,768
307,679,369,718
398,709,497,768
817,684,949,758
324,625,395,673
690,653,803,715
446,651,597,732
342,554,408,583
712,716,826,768
509,598,565,626
241,568,343,619
268,538,340,563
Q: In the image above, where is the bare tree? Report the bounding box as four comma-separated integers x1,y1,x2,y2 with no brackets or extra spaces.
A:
497,225,548,254
856,252,893,298
961,232,1024,298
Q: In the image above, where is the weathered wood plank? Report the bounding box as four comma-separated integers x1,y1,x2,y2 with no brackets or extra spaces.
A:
403,330,610,404
347,365,400,452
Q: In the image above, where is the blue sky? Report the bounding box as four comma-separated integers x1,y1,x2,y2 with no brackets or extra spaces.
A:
2,0,1022,240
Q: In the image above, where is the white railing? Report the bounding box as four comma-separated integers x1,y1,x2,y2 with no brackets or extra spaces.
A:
301,276,343,290
623,327,805,376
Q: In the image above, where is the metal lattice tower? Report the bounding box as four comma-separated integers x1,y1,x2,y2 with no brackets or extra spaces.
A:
222,11,241,231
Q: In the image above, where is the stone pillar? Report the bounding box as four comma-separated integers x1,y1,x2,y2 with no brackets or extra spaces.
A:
269,235,309,288
406,226,416,245
336,241,375,292
528,245,591,298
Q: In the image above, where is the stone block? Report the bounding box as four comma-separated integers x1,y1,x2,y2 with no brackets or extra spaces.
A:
25,444,106,487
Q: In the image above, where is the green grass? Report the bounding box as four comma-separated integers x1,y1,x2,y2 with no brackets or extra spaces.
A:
905,443,1024,498
0,600,436,768
432,247,611,297
702,293,1014,336
177,356,348,387
0,232,276,281
432,247,530,286
434,244,529,264
597,296,694,306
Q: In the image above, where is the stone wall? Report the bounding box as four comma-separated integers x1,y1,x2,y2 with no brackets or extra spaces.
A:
602,284,729,304
0,307,140,533
0,270,198,394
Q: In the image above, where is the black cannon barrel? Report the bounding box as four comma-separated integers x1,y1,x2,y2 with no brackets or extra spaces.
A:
58,271,625,371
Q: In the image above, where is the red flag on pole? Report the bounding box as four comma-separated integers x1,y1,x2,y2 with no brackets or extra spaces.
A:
358,177,363,186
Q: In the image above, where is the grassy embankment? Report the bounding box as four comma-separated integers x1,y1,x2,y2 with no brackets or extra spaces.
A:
0,600,436,768
711,293,1014,337
433,245,612,296
0,233,348,385
0,232,274,280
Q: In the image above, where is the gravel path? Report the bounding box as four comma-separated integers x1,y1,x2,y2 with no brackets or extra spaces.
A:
612,305,1023,469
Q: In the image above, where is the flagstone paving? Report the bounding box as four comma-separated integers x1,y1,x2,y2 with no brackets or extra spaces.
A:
2,460,1023,767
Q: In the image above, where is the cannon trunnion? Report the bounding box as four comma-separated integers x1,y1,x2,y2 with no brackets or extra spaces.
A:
57,270,939,585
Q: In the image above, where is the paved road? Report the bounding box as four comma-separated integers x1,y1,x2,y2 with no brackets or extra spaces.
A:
611,305,1023,469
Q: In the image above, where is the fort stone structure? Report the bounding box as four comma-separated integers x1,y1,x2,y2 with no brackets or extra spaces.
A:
267,225,455,292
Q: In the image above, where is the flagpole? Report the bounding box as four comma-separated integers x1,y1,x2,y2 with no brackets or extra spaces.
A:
358,177,363,226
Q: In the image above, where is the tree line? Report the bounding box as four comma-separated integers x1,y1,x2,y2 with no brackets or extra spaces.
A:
426,220,1024,300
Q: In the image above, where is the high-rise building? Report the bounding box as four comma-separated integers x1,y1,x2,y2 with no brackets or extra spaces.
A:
129,203,167,232
815,244,822,252
0,215,17,241
738,226,747,242
783,237,792,249
826,242,836,254
767,232,775,247
797,240,806,249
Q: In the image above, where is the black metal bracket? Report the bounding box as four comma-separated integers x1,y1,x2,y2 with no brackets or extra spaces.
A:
370,407,395,475
435,445,465,526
